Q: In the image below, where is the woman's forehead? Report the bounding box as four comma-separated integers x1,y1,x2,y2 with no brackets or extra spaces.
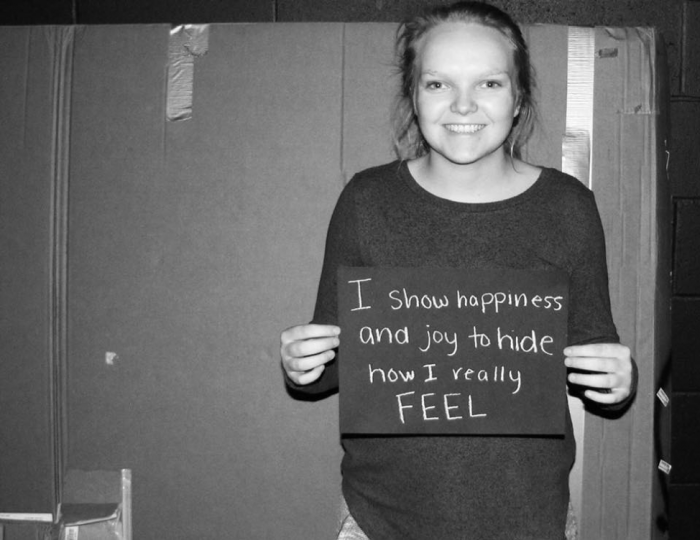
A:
416,22,517,72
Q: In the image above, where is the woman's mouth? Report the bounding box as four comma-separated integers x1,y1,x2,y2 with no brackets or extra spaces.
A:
444,124,485,134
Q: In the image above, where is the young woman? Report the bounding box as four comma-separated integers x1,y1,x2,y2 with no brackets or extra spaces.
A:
281,3,636,538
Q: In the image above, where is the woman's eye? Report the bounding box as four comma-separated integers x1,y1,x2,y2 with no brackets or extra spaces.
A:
426,81,445,90
483,80,501,88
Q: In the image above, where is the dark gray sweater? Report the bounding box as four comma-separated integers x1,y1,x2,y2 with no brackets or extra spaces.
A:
292,160,632,539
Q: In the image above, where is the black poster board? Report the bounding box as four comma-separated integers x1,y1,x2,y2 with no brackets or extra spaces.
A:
337,267,569,435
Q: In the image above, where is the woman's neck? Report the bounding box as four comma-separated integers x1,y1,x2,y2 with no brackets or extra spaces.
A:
408,150,540,203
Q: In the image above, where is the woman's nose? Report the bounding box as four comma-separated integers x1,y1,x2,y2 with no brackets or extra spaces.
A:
450,90,477,115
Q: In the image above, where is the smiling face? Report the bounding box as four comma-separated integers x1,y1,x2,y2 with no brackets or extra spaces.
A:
414,21,520,169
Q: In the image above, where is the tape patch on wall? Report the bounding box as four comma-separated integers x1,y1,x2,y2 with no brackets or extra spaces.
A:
167,24,210,122
562,26,595,189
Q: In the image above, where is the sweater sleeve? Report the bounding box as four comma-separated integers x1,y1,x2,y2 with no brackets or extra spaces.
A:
565,189,619,347
565,187,637,411
284,180,364,397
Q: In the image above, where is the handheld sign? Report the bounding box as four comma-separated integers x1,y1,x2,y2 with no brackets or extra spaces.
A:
337,266,569,436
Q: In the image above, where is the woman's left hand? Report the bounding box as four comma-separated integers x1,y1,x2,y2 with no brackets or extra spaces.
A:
564,343,633,405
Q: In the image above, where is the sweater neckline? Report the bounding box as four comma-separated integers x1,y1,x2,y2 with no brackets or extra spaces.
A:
398,160,551,213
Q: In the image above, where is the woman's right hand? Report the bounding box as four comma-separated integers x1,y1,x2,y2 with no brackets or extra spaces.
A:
280,324,341,385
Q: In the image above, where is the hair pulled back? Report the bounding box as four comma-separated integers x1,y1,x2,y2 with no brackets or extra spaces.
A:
391,1,537,160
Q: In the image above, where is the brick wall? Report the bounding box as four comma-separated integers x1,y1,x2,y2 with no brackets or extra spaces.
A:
669,5,700,536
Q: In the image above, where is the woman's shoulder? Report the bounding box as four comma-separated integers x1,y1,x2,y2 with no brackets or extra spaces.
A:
348,160,403,184
537,167,597,205
341,160,407,200
540,167,592,193
535,168,604,228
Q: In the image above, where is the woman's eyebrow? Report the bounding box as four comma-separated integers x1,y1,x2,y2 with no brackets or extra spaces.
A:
420,68,511,77
479,69,510,77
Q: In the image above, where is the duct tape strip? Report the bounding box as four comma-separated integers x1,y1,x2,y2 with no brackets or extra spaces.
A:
167,24,210,122
562,27,595,189
563,29,595,528
46,25,75,514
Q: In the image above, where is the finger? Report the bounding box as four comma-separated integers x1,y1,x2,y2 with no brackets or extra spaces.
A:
294,365,326,386
286,348,337,374
583,388,630,405
568,372,619,389
282,335,340,363
564,356,617,373
281,324,340,345
564,343,630,359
